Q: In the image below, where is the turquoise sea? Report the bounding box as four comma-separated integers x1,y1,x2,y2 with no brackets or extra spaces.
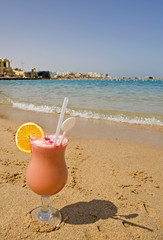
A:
0,79,163,126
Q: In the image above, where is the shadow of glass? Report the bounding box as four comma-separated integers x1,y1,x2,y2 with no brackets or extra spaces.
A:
116,213,138,219
61,199,153,232
60,199,117,225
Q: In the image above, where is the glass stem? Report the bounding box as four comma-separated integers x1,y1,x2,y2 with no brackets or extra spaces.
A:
41,196,49,211
38,196,51,221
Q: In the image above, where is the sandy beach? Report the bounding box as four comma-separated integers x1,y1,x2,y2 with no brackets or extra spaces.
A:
0,108,163,240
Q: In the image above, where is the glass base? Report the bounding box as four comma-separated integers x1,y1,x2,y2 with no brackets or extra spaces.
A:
31,206,62,226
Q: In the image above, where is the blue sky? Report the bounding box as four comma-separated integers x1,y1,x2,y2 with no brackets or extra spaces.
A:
1,0,163,78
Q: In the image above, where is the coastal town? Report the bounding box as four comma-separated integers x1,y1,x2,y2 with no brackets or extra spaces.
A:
0,57,162,80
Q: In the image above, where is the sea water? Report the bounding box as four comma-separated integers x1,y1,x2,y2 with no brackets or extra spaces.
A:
0,79,163,126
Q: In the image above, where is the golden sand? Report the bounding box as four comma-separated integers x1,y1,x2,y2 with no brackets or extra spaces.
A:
0,111,163,239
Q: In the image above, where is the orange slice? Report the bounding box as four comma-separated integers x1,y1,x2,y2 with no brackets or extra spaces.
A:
15,122,44,153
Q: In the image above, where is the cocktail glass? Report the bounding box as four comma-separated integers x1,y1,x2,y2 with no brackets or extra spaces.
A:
26,134,68,226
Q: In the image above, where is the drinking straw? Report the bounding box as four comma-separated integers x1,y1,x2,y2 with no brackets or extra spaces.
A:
54,97,69,145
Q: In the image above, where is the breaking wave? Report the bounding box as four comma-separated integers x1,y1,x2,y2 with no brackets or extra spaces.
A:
10,100,163,126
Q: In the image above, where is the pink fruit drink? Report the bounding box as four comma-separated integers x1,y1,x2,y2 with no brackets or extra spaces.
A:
26,134,68,196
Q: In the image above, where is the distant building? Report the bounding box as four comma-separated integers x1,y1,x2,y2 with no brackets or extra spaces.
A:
0,58,13,76
145,76,154,80
13,69,25,77
38,71,50,79
50,72,57,79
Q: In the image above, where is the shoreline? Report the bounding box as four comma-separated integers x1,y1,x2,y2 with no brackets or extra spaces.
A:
1,78,162,128
0,104,163,147
0,77,163,81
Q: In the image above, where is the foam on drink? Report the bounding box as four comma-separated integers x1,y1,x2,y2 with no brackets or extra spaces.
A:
31,134,68,147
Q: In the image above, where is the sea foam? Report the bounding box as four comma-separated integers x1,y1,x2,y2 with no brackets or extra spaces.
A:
10,100,163,126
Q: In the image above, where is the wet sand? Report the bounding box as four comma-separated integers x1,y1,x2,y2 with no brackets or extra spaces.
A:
0,104,163,145
0,106,163,239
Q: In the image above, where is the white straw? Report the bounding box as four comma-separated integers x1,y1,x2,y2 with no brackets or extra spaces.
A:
59,131,66,146
54,97,69,145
